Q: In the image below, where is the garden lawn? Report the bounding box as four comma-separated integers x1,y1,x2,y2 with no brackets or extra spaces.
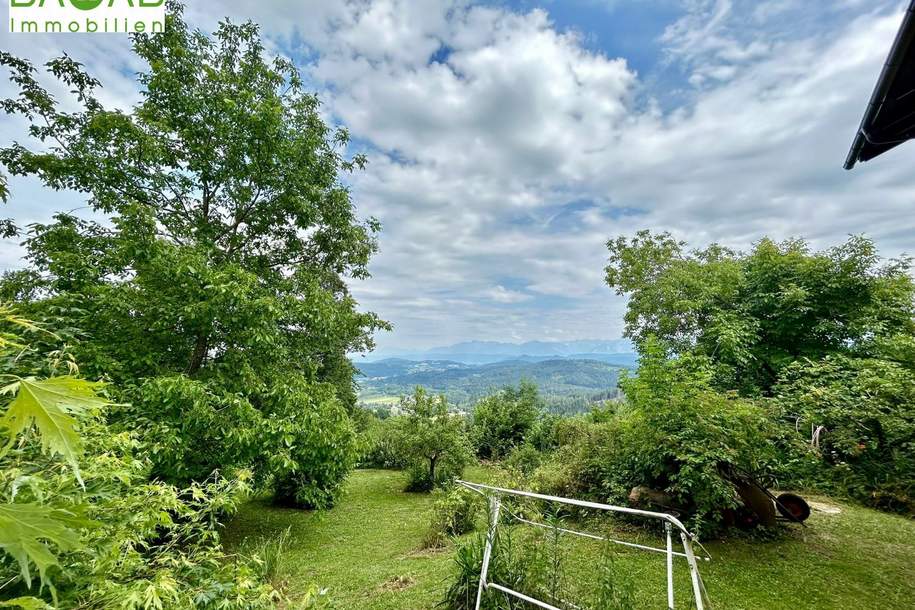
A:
222,469,915,610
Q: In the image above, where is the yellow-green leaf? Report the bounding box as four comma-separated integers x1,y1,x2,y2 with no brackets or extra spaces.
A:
0,377,107,484
0,503,83,590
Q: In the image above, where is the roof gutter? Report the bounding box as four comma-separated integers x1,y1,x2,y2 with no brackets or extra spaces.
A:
844,0,915,170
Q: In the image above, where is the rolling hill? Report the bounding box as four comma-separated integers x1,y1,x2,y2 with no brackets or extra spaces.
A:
355,357,628,413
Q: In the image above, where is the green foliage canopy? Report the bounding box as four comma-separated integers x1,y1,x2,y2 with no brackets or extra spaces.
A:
606,231,915,395
0,4,387,505
396,388,472,492
605,230,915,518
0,306,281,607
529,341,785,535
775,350,915,512
471,381,541,459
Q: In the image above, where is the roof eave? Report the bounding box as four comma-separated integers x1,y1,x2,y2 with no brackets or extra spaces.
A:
845,0,915,170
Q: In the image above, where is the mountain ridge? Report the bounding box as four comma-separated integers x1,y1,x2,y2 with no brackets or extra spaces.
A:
364,338,635,364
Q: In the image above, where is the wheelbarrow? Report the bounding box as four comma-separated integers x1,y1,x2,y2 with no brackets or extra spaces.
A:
721,464,811,527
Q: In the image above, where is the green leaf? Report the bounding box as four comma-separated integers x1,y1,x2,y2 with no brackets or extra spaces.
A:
0,503,83,590
0,377,107,484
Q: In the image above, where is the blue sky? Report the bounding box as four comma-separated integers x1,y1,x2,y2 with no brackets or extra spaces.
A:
1,1,913,353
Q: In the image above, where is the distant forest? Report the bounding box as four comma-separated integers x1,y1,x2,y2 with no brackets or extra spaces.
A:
356,358,628,413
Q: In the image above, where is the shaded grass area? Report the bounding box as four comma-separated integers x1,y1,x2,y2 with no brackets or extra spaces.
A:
222,469,915,609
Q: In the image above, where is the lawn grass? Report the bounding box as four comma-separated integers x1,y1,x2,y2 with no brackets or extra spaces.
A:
222,469,915,609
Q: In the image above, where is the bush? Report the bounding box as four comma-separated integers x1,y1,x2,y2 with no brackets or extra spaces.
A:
526,413,561,452
358,415,407,469
531,445,590,500
268,380,358,509
776,354,915,513
124,375,264,484
424,486,480,548
0,308,281,608
531,342,782,536
504,443,544,476
617,345,780,534
471,382,541,460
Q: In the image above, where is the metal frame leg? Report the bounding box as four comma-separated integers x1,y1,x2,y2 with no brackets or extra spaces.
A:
665,522,675,609
474,495,502,610
680,532,705,610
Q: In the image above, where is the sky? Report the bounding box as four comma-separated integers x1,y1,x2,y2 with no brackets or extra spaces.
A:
0,0,913,353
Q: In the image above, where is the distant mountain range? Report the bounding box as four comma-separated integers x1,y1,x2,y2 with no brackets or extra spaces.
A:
363,339,636,366
355,356,630,414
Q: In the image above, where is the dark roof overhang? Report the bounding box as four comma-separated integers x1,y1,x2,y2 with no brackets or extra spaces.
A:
845,1,915,169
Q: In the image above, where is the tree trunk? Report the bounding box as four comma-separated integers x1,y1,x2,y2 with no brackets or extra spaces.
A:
429,455,438,486
186,333,208,375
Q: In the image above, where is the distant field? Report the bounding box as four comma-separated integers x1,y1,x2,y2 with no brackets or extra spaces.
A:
358,395,401,406
222,469,915,610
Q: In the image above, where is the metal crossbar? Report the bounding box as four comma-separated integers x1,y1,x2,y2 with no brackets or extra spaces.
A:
457,480,711,610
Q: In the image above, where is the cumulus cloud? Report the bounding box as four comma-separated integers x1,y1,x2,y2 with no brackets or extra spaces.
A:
0,0,911,351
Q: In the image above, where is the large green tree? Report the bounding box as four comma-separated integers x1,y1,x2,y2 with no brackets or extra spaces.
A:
0,4,386,506
606,231,915,395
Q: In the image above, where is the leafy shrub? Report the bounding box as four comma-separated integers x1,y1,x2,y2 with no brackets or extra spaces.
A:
533,342,781,536
530,445,590,500
268,380,358,509
503,443,544,476
61,468,280,609
424,486,480,548
124,375,264,484
397,388,472,492
0,307,281,608
776,354,915,512
471,382,541,460
525,413,562,452
632,348,780,533
358,415,407,469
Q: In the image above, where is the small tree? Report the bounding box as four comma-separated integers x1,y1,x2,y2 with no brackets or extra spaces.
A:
398,388,472,492
471,381,541,459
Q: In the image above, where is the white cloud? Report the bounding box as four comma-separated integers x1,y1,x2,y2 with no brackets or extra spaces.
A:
486,285,533,304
